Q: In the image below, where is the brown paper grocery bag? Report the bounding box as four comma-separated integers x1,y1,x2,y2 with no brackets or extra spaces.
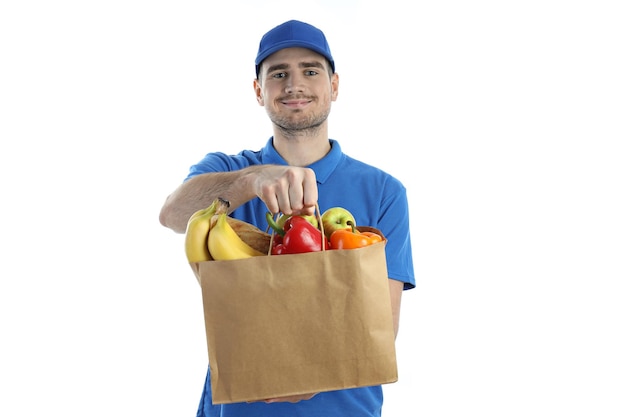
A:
191,231,397,405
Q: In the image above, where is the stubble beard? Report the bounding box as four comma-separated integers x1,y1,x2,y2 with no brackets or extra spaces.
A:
268,106,331,139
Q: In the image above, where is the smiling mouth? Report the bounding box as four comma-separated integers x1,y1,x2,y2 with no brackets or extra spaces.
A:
281,94,313,102
281,98,313,108
283,98,311,104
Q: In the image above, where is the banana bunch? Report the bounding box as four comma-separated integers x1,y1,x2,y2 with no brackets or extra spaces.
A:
184,197,271,262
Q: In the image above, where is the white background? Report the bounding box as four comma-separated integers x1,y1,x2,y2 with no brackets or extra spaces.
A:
1,1,625,416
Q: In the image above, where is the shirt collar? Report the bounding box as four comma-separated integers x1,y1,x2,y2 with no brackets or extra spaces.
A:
260,137,343,184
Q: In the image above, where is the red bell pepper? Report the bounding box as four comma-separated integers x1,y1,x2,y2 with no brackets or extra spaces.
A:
266,213,328,254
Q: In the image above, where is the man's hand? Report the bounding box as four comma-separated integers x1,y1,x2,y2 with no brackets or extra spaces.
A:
252,165,318,216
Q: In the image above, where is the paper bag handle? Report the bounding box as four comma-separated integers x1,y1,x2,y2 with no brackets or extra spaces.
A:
315,202,326,250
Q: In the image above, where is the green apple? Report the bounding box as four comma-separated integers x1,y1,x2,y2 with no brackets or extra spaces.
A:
276,213,319,229
321,207,356,240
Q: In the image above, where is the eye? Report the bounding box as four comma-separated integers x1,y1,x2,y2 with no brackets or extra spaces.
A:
272,72,287,79
305,70,318,76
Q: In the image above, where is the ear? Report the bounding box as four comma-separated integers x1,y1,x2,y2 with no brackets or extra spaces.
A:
253,79,264,106
330,72,339,101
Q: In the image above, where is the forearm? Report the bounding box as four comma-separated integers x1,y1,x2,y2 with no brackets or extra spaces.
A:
159,164,318,234
159,169,258,234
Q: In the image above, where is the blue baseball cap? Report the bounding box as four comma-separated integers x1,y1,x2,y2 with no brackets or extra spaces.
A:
255,20,335,77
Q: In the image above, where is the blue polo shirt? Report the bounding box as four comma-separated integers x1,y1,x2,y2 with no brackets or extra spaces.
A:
186,138,415,417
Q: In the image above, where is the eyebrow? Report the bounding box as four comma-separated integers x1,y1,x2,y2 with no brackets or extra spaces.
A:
265,60,326,74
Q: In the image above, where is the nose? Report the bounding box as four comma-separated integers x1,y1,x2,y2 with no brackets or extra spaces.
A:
285,73,305,94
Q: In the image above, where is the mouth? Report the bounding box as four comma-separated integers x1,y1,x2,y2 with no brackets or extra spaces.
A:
280,97,313,109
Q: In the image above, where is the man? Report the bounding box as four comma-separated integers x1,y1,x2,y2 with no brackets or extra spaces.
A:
159,19,415,417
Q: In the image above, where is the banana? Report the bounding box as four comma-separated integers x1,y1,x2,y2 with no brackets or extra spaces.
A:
208,211,266,260
184,200,218,263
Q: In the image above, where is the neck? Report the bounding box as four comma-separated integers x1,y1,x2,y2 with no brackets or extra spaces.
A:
272,126,331,166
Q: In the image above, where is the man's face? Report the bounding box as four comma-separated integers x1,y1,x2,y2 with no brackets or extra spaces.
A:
255,47,339,133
